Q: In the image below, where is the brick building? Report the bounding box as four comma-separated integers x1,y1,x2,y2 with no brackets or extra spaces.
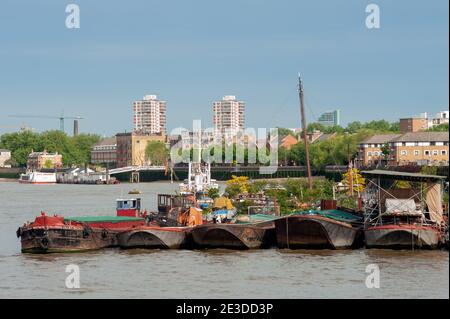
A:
399,117,428,133
0,149,11,167
116,132,166,167
91,137,117,166
388,132,449,166
357,132,449,167
27,150,63,170
357,134,402,167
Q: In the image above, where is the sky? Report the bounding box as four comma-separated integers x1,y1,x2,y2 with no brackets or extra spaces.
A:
0,0,448,136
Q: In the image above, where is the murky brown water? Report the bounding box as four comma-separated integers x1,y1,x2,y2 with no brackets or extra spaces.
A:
0,181,448,298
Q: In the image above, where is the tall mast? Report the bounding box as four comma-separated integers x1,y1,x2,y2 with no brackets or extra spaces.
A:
298,74,313,190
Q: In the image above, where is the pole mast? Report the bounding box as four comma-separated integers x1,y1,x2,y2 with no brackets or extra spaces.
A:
298,74,313,190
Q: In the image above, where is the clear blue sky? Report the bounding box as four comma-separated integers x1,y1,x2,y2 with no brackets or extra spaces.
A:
0,0,448,136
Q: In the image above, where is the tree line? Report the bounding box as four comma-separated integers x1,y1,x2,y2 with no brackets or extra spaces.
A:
0,130,101,167
144,120,414,169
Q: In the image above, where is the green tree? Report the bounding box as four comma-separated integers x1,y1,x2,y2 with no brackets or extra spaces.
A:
307,122,326,133
380,143,390,161
225,175,249,198
0,130,39,166
43,159,53,169
37,130,80,166
278,146,291,166
389,121,400,132
427,123,449,132
346,121,363,133
145,141,168,165
276,127,297,138
208,187,220,199
0,130,103,167
72,134,101,165
363,120,392,132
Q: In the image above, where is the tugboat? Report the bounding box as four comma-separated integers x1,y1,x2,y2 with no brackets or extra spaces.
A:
179,161,219,209
362,170,447,249
179,162,219,195
17,198,146,253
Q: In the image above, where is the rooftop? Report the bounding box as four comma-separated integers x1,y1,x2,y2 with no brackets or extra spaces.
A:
361,134,402,144
315,133,337,143
93,137,117,147
391,132,449,143
28,150,60,158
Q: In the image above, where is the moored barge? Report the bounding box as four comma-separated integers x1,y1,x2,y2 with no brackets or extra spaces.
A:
118,226,192,249
191,220,276,249
274,209,363,249
17,198,146,253
361,170,447,250
118,206,204,249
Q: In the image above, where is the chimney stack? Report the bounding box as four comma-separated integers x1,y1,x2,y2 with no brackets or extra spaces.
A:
73,119,79,136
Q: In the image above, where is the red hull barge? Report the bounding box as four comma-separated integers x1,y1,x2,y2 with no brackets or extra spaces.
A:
17,198,146,253
17,213,145,253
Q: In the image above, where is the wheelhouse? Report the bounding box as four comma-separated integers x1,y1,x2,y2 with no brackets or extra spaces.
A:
116,198,141,217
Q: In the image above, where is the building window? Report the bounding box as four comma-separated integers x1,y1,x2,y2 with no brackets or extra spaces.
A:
432,150,438,156
401,150,408,156
424,150,430,156
367,152,372,157
442,150,447,156
414,150,419,156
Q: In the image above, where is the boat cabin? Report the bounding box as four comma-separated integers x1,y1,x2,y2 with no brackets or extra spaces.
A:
116,198,141,217
157,194,194,213
361,170,447,228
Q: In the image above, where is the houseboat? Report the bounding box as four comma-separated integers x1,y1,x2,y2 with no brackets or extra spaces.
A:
362,170,447,249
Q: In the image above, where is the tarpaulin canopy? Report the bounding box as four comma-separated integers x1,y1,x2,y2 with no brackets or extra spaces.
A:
385,198,418,214
426,183,444,224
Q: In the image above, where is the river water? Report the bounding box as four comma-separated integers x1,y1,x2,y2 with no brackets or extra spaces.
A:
0,181,448,299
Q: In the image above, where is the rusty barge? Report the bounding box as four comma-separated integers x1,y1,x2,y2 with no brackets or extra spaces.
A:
17,198,146,253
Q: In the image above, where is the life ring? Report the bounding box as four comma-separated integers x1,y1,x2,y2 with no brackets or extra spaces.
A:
40,237,49,250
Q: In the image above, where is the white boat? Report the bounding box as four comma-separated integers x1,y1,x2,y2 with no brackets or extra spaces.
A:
19,171,57,184
179,162,219,195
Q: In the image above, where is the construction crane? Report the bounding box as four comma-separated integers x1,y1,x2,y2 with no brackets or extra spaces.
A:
8,111,84,135
0,123,32,132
